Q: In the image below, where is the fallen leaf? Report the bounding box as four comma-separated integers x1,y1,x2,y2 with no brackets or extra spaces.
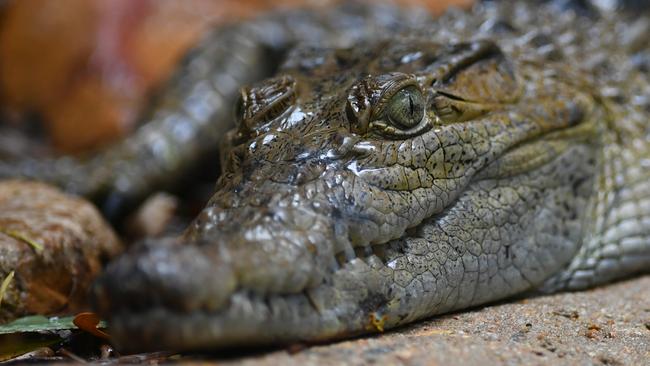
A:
0,315,77,334
0,337,60,362
73,312,110,340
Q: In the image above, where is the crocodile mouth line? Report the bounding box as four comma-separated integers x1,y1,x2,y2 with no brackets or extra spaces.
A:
107,236,406,313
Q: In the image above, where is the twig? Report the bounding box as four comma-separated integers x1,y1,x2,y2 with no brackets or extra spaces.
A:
0,227,44,252
0,270,15,308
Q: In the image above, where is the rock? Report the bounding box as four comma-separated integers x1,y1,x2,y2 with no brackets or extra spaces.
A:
0,180,122,322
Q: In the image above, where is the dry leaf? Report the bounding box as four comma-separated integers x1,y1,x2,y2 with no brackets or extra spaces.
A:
73,312,110,340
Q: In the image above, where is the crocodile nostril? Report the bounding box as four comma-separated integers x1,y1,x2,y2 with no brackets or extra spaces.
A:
93,238,236,315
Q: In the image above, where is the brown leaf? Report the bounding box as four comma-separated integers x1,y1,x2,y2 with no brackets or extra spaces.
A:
73,312,110,340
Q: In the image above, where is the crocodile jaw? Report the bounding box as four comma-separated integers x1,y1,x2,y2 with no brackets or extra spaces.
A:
92,115,597,353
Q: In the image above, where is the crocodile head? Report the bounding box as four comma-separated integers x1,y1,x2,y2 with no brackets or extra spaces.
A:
93,36,600,351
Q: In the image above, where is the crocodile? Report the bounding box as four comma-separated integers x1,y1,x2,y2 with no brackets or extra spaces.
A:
3,0,650,353
86,0,650,352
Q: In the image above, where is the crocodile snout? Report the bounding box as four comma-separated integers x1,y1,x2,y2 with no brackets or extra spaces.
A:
92,200,338,317
91,199,348,352
92,238,236,316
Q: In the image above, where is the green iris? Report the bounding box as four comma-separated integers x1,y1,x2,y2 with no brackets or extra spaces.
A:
385,86,425,129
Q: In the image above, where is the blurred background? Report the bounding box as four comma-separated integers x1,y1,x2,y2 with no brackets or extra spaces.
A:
0,0,473,155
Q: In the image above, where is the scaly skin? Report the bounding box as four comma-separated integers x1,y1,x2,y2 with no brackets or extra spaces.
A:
73,1,650,352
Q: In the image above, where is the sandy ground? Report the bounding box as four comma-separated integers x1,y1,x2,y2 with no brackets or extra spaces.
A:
211,276,650,366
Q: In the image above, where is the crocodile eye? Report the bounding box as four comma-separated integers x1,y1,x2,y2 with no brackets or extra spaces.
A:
346,73,433,139
384,86,425,129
